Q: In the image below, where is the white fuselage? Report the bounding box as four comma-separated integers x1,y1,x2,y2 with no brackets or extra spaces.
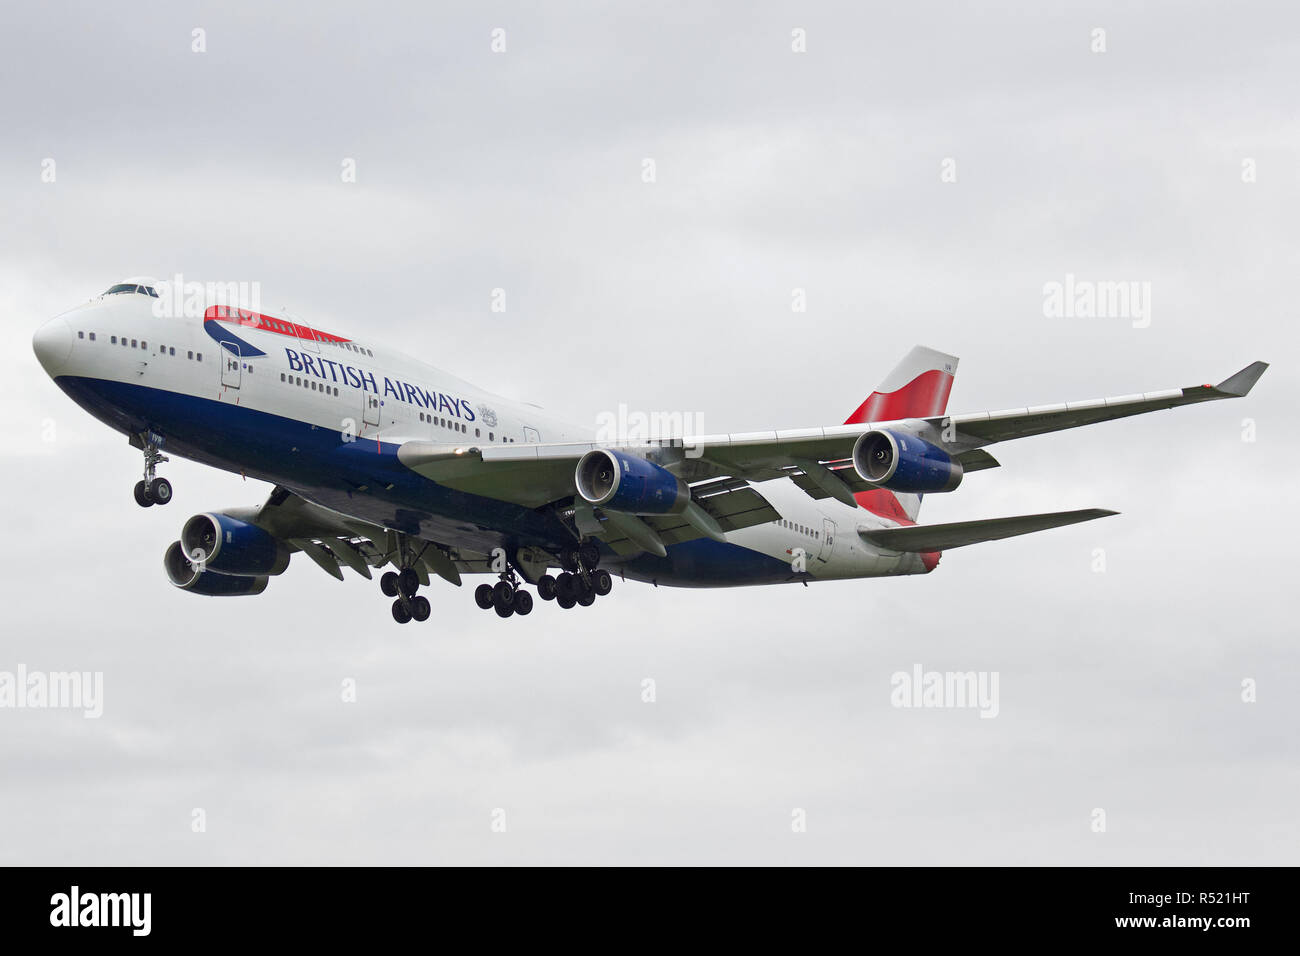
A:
35,291,930,587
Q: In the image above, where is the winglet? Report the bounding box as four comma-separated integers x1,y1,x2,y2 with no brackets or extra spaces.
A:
1215,361,1269,397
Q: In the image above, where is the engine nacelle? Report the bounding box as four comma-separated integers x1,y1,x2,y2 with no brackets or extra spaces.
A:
852,429,963,494
574,449,689,515
164,541,269,596
180,513,290,577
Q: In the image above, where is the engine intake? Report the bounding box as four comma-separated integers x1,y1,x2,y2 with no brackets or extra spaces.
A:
575,449,689,514
164,541,269,596
180,513,290,577
852,429,963,494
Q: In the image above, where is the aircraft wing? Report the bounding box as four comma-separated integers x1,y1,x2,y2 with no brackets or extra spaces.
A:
224,485,472,585
396,360,1267,508
858,508,1118,552
916,360,1269,450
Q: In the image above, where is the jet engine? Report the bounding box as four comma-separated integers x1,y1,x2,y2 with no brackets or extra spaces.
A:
179,513,291,576
163,540,269,596
852,429,963,494
574,449,690,514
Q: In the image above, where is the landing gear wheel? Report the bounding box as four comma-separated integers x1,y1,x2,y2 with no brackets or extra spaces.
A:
494,602,514,618
148,477,172,505
133,481,154,508
557,593,576,610
555,572,576,601
576,588,596,607
474,583,495,610
492,580,514,607
592,568,613,596
391,599,412,624
536,574,557,601
137,435,170,509
513,590,533,616
579,541,600,570
410,595,431,622
398,567,420,597
380,571,401,597
559,547,581,574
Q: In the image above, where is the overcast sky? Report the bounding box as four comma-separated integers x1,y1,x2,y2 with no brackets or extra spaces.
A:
2,1,1297,864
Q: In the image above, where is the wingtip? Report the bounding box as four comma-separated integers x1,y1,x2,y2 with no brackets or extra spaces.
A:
1215,361,1269,397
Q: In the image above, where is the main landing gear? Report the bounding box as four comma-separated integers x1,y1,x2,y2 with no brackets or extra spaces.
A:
534,541,612,611
380,544,431,624
474,569,534,619
133,436,172,508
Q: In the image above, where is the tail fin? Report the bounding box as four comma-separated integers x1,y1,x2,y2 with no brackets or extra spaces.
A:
846,346,959,524
844,345,958,424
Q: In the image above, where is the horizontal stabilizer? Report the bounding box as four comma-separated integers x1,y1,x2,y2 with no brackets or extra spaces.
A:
858,508,1117,552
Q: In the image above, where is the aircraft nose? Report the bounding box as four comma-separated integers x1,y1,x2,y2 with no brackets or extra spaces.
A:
32,315,73,375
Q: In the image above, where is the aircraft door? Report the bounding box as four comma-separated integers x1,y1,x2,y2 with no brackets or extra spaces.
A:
363,392,381,427
818,518,836,562
523,426,540,443
220,343,241,388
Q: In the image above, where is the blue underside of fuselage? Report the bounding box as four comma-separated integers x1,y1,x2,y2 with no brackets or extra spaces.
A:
54,376,796,587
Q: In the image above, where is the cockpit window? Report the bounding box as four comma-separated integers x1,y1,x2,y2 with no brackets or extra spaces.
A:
104,283,158,297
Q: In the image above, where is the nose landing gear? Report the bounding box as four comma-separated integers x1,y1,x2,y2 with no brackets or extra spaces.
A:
133,435,172,507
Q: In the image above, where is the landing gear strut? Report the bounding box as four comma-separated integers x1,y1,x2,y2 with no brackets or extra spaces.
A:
382,537,434,624
535,539,612,611
474,566,533,618
133,435,172,508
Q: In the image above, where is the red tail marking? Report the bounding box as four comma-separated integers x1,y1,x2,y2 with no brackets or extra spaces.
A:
854,488,915,525
843,369,954,425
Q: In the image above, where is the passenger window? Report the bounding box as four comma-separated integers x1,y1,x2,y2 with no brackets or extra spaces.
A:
89,332,96,341
197,353,202,362
141,341,146,349
280,373,286,382
489,432,494,441
169,347,175,355
78,331,84,339
187,350,193,359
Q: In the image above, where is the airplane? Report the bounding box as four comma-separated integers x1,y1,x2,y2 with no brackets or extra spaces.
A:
31,277,1268,623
